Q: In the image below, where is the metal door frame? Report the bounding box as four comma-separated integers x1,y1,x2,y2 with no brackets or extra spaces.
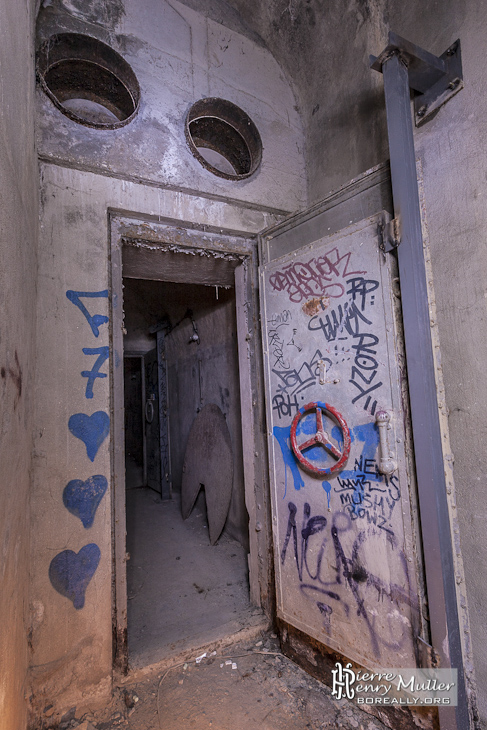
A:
109,212,274,673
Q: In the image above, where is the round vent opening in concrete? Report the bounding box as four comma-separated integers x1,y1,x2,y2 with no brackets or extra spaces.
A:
185,98,262,180
37,33,140,129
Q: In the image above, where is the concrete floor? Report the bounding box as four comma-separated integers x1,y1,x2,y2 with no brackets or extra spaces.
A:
126,485,261,669
51,467,417,730
58,634,395,730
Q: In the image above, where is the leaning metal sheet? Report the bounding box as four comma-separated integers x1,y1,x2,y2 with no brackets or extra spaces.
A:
260,214,421,670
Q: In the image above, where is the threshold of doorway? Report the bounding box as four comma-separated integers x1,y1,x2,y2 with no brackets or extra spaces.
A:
120,612,270,685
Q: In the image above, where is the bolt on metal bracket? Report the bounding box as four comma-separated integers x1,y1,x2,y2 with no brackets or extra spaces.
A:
370,32,463,126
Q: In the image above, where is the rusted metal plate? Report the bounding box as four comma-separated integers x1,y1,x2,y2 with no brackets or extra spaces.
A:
181,403,233,545
260,213,422,670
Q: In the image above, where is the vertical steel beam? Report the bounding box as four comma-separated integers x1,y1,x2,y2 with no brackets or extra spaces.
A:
381,51,468,730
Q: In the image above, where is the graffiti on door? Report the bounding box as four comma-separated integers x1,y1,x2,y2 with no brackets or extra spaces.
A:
262,217,421,669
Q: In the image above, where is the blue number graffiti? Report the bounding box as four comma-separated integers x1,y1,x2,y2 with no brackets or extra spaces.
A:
66,290,109,337
81,346,110,399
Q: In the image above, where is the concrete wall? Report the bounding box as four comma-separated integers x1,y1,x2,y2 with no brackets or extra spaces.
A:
30,0,487,725
0,0,38,728
30,0,305,719
411,12,487,725
28,162,280,719
36,0,306,212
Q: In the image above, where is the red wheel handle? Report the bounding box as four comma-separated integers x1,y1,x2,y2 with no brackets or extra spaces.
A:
290,402,351,476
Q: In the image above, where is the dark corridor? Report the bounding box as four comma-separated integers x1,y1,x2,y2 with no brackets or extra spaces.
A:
122,278,258,668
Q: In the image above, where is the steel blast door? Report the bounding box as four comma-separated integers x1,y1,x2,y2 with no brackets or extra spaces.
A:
260,213,423,669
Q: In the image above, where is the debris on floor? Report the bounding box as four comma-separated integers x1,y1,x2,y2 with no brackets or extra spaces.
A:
48,633,394,730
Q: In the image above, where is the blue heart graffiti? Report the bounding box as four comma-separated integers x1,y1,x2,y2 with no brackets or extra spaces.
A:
49,544,101,610
63,475,108,528
68,411,110,462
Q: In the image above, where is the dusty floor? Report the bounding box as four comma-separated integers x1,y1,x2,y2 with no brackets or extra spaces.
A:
75,471,400,730
126,486,259,668
54,633,393,730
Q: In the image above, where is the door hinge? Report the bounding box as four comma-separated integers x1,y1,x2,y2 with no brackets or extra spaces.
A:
417,635,441,668
378,216,400,253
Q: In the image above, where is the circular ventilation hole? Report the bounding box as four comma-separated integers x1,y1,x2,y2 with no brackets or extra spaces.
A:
37,33,140,129
185,98,262,180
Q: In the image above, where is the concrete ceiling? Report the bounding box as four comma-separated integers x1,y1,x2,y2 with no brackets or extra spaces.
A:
177,0,464,201
176,0,391,199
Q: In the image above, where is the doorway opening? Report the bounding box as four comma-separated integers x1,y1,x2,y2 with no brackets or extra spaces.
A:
122,277,259,668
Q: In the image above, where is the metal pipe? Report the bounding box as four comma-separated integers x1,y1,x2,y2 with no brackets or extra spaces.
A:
382,51,468,730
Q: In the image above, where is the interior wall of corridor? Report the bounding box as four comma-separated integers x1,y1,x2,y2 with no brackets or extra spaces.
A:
28,0,306,721
3,0,487,726
0,0,39,727
184,0,487,722
320,6,487,724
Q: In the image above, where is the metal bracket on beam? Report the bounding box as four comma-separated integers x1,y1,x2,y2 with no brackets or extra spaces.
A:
370,32,463,126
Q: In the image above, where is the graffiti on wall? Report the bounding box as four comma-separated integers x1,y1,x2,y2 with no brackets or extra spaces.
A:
49,544,101,610
307,278,382,415
272,420,400,532
49,290,110,609
63,475,108,529
68,411,110,462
